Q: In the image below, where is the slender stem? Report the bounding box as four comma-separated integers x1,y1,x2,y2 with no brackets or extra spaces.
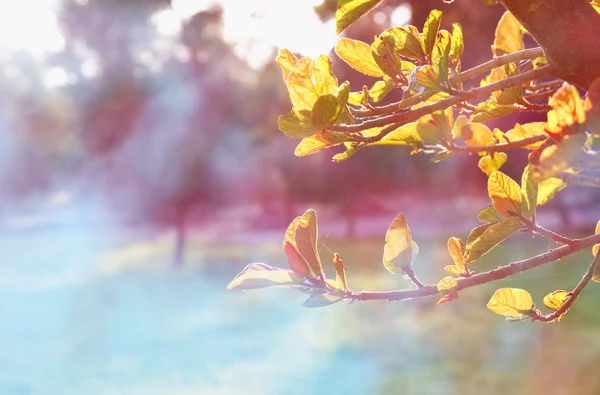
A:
448,134,547,154
534,250,600,322
558,172,600,188
331,65,555,135
527,79,563,92
575,151,600,170
521,217,576,245
349,232,600,302
450,47,545,85
524,87,559,102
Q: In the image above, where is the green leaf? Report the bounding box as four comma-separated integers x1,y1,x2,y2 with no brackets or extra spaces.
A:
543,290,571,311
369,80,396,102
488,171,523,217
536,177,566,206
449,23,464,71
333,253,348,290
276,48,299,82
303,291,345,307
333,142,359,162
383,213,418,274
335,38,385,77
452,115,468,139
521,164,538,218
227,263,304,290
421,9,442,58
492,11,524,56
478,153,508,177
477,205,503,223
447,237,466,271
487,288,534,318
278,111,318,138
312,94,342,128
432,29,451,82
336,0,383,35
415,65,441,90
465,217,521,263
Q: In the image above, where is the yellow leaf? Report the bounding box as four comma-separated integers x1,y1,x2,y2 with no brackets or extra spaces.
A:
521,164,538,218
452,115,468,139
287,56,338,114
537,177,566,206
283,242,311,277
549,83,586,128
336,0,383,35
278,111,318,138
285,209,324,279
593,220,600,262
437,276,458,296
333,253,348,290
505,123,548,150
488,171,523,217
478,153,508,177
471,97,515,122
276,48,299,83
368,80,396,102
449,23,464,70
466,223,494,250
421,9,442,58
462,122,496,147
383,213,418,274
375,122,436,146
415,65,441,90
380,26,424,61
372,34,404,78
444,265,463,275
535,133,586,180
311,94,342,128
447,237,465,270
295,132,345,157
335,38,385,77
492,11,524,56
227,263,304,290
543,290,571,311
487,288,534,318
431,29,451,82
465,217,521,263
477,205,502,223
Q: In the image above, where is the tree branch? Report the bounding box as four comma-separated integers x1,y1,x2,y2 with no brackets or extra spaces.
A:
349,232,600,303
534,250,600,322
521,216,576,245
331,65,555,135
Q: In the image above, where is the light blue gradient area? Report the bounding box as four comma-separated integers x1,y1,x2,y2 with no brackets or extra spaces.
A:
0,227,381,395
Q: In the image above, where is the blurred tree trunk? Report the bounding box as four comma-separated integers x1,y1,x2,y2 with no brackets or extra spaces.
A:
501,0,600,89
173,207,187,268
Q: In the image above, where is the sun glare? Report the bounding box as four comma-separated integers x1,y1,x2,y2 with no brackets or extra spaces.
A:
170,0,337,69
0,0,64,59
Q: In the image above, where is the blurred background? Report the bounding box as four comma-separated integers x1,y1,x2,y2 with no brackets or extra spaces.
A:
0,0,599,394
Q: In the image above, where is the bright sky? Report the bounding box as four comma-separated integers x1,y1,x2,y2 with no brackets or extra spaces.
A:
0,0,412,85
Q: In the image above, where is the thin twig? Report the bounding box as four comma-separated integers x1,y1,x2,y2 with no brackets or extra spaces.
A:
348,232,600,302
447,134,547,154
534,250,600,322
331,65,555,135
557,172,600,188
521,217,576,245
449,47,545,85
527,79,564,92
523,87,559,102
